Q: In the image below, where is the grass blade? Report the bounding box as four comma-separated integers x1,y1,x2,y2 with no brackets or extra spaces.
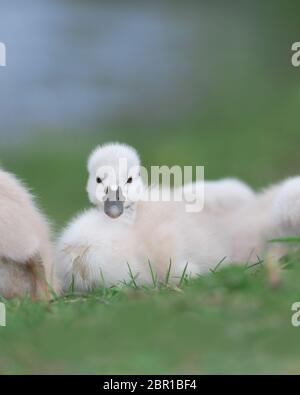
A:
69,274,75,294
209,256,227,274
165,259,172,286
179,262,189,287
127,263,138,289
148,260,157,287
269,237,300,244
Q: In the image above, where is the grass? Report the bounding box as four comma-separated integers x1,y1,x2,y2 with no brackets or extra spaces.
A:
0,83,300,373
1,0,300,373
1,132,300,374
1,256,300,374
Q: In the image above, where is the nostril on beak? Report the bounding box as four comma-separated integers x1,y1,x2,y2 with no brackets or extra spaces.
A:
105,187,108,194
116,187,120,201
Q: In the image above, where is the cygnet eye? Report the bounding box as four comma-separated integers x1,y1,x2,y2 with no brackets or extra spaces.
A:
127,177,133,184
96,177,102,184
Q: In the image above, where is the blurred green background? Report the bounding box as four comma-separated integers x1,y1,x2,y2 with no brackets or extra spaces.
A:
1,0,300,375
1,0,300,230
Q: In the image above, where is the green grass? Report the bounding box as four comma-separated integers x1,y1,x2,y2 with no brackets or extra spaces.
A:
1,129,300,374
0,84,300,374
1,1,300,373
1,258,300,374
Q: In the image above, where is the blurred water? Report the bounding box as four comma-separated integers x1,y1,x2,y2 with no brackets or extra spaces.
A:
0,0,203,141
0,0,298,142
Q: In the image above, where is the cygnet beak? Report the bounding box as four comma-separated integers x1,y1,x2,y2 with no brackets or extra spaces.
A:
104,186,124,219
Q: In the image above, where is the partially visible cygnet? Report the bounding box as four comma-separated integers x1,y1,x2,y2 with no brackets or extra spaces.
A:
0,169,58,299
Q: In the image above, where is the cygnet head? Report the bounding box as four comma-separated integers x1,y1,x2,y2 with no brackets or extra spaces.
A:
87,143,144,219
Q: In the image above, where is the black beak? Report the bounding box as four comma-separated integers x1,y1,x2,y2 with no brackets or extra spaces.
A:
104,186,124,219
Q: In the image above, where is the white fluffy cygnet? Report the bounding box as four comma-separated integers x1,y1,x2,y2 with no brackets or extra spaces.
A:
56,143,300,293
0,169,58,299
